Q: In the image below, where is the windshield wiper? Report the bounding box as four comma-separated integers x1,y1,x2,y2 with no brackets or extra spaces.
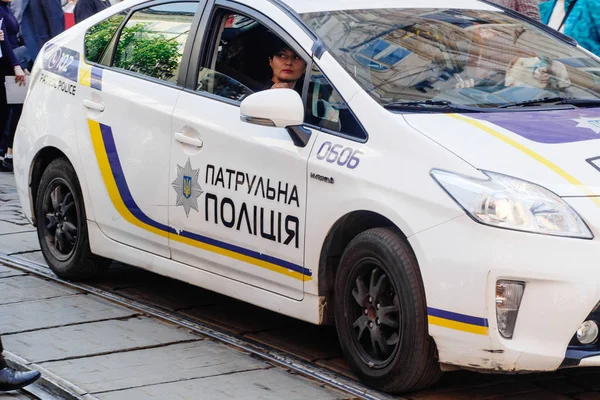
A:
498,96,600,109
384,100,486,113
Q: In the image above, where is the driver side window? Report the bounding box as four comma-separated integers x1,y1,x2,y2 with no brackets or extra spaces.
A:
195,8,366,140
195,11,302,102
196,67,254,102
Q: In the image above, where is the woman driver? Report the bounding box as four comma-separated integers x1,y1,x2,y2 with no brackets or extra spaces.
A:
267,40,306,92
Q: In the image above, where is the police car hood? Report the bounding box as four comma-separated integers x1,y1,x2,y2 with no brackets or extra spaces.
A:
403,108,600,197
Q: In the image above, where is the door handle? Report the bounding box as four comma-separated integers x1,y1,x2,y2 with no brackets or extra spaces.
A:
175,132,203,148
82,99,105,112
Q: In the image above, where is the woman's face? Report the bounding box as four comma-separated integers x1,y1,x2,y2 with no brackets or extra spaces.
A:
269,47,306,83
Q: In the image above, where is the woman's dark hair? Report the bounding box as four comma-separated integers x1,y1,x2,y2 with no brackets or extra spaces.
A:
268,36,293,59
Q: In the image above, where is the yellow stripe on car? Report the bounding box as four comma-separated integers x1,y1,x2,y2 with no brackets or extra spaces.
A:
449,114,600,208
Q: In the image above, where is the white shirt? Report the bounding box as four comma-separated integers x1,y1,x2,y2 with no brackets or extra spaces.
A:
548,0,566,33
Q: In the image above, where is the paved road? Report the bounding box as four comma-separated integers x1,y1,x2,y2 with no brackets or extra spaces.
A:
3,170,600,400
0,172,347,399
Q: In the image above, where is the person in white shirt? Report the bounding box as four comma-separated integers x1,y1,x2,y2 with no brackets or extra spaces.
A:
547,0,566,32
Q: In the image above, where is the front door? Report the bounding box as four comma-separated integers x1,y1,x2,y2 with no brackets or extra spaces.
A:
168,8,315,299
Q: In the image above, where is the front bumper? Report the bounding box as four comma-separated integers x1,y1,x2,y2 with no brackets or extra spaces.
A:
408,197,600,373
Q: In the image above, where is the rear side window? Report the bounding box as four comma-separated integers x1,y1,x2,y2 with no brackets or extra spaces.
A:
84,11,129,64
112,2,198,83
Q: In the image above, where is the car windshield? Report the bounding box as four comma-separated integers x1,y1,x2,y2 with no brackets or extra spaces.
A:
301,8,600,109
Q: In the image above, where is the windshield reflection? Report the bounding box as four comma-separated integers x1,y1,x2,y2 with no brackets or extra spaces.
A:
301,8,600,109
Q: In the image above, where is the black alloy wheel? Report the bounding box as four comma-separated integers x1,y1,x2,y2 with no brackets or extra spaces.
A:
42,179,79,261
334,227,442,393
347,259,400,368
35,158,110,280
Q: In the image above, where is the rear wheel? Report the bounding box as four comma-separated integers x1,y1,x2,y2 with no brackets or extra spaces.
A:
35,158,110,280
334,227,442,393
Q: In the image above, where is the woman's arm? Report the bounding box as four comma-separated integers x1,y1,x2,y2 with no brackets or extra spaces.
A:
0,21,18,68
0,20,26,85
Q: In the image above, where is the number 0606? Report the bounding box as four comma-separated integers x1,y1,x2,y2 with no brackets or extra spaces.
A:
316,141,362,169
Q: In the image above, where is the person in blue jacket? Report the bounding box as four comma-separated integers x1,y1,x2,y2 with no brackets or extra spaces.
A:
19,0,64,60
74,0,110,24
539,0,600,58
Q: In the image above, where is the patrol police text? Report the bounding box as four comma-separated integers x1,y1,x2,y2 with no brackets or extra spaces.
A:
205,165,300,207
205,194,300,248
39,72,77,96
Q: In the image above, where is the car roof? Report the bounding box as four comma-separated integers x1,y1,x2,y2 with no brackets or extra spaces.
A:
278,0,500,14
115,0,500,17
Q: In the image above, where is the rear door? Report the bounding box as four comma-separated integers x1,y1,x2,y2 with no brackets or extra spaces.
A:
75,1,203,257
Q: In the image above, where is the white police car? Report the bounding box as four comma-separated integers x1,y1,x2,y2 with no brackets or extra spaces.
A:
14,0,600,393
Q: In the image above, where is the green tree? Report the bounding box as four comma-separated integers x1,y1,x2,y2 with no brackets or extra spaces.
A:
85,17,182,81
115,23,181,81
85,14,125,63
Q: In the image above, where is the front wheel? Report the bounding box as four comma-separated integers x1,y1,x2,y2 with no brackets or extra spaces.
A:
334,228,441,393
35,158,110,280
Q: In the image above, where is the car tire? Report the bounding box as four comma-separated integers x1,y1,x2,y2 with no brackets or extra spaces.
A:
334,227,442,393
35,157,110,280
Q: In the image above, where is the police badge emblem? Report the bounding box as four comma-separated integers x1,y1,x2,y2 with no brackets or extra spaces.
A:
172,159,203,217
183,176,192,199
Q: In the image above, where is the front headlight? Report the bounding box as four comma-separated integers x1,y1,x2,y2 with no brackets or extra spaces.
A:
431,169,593,239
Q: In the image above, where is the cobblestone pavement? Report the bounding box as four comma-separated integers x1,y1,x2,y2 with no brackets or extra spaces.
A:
0,173,347,399
3,170,600,400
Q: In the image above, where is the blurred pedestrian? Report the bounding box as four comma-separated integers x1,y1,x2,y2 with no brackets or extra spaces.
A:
0,0,27,172
62,0,76,29
4,0,32,71
539,0,600,57
0,337,41,391
20,0,64,60
74,0,110,24
8,0,23,23
489,0,541,20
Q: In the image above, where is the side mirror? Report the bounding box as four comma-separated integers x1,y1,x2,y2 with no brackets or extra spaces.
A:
240,88,304,128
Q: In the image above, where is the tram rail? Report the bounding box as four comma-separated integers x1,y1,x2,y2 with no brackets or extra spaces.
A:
2,354,81,400
0,253,398,400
